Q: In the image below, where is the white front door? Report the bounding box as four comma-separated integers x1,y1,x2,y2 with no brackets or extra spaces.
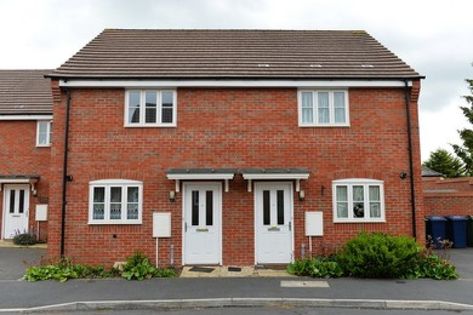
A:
183,182,222,265
2,184,30,239
255,182,293,264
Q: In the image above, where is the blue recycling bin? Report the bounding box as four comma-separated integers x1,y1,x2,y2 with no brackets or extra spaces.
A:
447,216,468,248
426,216,447,248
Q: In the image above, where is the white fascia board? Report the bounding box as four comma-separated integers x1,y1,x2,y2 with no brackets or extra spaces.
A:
166,173,235,180
59,79,412,88
242,173,310,180
0,115,53,121
0,178,34,184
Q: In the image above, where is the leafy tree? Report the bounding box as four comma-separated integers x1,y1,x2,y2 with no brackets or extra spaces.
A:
423,149,464,178
452,73,473,175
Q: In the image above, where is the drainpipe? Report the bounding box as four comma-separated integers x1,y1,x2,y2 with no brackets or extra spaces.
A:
404,80,417,240
60,90,72,257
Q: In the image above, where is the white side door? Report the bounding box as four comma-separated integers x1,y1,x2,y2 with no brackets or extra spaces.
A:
2,185,30,239
255,182,293,264
183,182,222,265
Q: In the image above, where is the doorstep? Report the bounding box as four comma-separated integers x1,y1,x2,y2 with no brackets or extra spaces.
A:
0,240,47,249
180,265,295,278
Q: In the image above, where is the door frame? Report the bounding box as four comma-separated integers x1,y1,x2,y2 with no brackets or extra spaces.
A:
181,181,223,265
253,181,294,265
2,184,30,240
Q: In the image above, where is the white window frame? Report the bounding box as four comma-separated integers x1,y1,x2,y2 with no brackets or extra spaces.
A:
298,89,350,127
88,179,143,224
124,89,177,127
36,120,52,147
332,178,385,223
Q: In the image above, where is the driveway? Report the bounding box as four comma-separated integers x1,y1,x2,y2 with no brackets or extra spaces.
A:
0,247,46,280
444,248,473,280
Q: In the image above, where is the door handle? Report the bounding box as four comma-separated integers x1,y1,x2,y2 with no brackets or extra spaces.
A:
289,221,292,231
184,222,188,232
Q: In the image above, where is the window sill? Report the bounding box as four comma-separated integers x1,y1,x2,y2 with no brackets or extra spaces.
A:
36,144,51,148
124,124,176,128
299,124,350,128
88,220,142,225
333,219,386,224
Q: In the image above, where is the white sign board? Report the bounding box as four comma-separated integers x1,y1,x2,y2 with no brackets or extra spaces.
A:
305,211,323,236
35,204,48,221
153,212,171,238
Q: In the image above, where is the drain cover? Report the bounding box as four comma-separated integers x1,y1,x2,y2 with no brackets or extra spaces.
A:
189,266,214,273
228,266,242,272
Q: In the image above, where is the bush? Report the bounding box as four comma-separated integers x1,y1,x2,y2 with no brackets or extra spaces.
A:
121,252,176,280
408,254,458,280
13,233,36,246
287,257,344,278
336,233,422,278
25,253,176,282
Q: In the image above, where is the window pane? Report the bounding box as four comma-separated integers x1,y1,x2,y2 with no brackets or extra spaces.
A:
162,107,173,123
369,186,380,201
370,202,381,218
110,187,122,220
49,122,53,144
127,187,139,202
301,92,313,124
334,92,346,123
302,108,313,124
353,202,364,218
18,190,25,214
93,204,105,220
301,92,313,108
318,92,330,123
206,190,213,226
127,187,139,220
162,91,173,105
38,121,48,145
93,187,105,202
353,186,364,201
337,202,348,218
263,190,270,225
145,91,157,123
277,190,284,225
111,187,122,202
161,91,174,124
9,190,15,213
127,203,139,220
192,191,199,226
336,186,348,201
128,91,141,123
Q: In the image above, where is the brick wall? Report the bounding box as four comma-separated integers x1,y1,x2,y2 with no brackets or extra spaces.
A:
424,177,473,217
0,120,50,241
47,82,424,266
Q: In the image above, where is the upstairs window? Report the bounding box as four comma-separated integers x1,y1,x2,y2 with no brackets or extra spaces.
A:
36,120,52,147
125,90,176,127
298,90,349,126
332,179,385,223
89,179,143,224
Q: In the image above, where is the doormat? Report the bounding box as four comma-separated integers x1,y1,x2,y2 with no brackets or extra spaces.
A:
189,266,215,273
228,266,242,272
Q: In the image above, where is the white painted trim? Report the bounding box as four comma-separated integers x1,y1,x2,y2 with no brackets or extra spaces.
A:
332,178,386,223
167,174,235,180
242,173,309,180
253,181,294,265
298,90,350,127
182,182,223,265
88,179,143,225
0,115,52,121
0,179,35,184
124,89,177,128
36,120,52,147
59,79,413,88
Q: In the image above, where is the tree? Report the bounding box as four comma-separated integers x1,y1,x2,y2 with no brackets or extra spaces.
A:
423,149,464,178
452,72,473,175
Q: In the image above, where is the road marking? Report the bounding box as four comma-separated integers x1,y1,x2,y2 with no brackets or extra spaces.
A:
280,280,330,288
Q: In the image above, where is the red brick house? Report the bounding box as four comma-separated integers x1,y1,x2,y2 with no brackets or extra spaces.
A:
0,70,52,241
45,29,425,266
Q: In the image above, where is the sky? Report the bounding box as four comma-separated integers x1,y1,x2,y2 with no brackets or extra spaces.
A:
0,0,472,161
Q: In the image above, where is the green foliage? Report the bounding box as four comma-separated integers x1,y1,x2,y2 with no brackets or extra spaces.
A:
287,257,344,278
25,253,176,282
408,254,458,280
336,233,422,278
423,149,464,178
13,233,37,246
452,73,473,175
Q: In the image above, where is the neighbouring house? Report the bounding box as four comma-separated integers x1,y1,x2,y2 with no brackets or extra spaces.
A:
423,166,473,217
0,70,52,241
44,29,425,266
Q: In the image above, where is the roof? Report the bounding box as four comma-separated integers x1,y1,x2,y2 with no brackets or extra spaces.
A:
49,29,422,80
0,70,53,115
422,166,444,177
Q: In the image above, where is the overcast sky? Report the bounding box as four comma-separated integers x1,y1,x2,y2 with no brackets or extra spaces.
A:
0,0,472,161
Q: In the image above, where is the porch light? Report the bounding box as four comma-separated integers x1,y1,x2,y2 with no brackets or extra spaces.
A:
298,190,305,201
169,190,176,202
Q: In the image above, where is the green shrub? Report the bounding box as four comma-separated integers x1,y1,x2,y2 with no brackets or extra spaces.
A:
336,232,421,278
408,254,458,280
13,233,36,246
287,257,344,278
121,252,176,280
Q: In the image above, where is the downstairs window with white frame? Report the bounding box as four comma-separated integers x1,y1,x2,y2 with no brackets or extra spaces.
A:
125,90,176,127
332,179,385,223
36,120,52,147
298,90,349,126
88,179,143,224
